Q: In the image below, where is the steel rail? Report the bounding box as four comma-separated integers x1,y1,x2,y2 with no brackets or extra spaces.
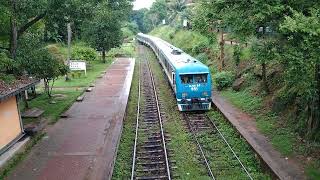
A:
184,113,216,180
130,48,141,180
147,60,172,180
206,115,254,180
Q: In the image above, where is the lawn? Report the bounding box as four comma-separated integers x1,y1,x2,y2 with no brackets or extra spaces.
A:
23,90,82,125
53,61,110,88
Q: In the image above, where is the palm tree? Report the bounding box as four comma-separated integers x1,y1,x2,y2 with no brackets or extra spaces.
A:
167,0,187,25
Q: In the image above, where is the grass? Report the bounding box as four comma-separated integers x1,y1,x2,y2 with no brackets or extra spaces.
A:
147,46,212,179
53,61,110,88
220,89,296,156
25,90,82,124
112,45,138,179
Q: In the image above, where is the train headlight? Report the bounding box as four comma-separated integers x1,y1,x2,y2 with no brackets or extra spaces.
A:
182,92,188,98
202,91,208,96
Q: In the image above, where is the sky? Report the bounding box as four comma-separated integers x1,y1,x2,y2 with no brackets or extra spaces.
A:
133,0,155,10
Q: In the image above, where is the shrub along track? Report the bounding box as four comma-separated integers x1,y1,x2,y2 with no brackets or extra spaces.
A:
130,45,172,179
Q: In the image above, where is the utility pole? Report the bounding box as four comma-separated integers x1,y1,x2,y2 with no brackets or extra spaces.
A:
67,23,71,64
66,22,71,81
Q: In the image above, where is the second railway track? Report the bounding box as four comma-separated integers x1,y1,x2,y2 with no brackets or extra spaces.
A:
183,112,254,180
131,46,172,180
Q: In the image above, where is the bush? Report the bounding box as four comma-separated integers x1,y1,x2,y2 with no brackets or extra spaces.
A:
233,45,241,66
214,71,234,90
0,73,15,84
107,43,135,58
0,52,16,73
72,46,98,61
192,42,209,55
195,53,209,64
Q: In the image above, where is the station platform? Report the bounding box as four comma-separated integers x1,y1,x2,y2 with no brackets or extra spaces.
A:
8,58,135,180
212,92,306,180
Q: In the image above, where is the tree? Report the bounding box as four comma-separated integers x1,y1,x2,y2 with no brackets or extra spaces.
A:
193,0,284,92
167,0,187,25
82,1,132,62
279,8,320,138
19,47,68,97
130,9,149,32
0,0,47,59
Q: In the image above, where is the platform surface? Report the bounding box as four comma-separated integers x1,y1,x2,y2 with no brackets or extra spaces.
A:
8,58,135,180
212,92,306,180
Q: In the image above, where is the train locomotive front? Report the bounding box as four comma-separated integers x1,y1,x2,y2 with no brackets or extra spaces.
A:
175,61,212,111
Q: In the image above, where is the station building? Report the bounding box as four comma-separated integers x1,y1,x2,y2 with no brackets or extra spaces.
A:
0,79,39,155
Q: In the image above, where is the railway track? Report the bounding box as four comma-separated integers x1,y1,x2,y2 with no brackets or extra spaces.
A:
131,46,172,180
183,112,253,180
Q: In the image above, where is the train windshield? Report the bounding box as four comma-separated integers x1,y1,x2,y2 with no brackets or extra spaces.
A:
180,74,208,84
181,75,193,84
194,74,207,83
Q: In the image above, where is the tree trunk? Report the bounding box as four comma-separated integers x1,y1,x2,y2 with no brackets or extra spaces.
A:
9,19,18,59
262,62,269,93
314,63,320,132
317,63,320,117
102,49,106,63
9,0,18,59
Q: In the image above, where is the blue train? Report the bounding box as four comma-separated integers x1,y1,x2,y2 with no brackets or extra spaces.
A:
137,33,212,111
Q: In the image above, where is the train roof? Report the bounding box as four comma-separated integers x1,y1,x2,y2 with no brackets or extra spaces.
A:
137,33,210,74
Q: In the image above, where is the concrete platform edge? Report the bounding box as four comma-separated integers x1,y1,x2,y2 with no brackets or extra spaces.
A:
108,58,135,180
0,137,30,169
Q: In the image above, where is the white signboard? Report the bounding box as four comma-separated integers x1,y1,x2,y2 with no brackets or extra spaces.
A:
162,19,166,25
69,60,87,75
183,19,188,27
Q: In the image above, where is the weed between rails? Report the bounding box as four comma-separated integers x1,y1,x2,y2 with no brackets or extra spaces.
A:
206,111,271,179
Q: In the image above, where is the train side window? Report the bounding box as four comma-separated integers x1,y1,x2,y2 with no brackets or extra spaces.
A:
173,73,175,84
194,74,207,83
180,75,193,84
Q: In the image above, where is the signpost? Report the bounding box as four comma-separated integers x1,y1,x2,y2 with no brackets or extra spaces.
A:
69,60,87,76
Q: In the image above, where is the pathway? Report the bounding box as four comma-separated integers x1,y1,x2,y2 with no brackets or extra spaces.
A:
8,58,135,180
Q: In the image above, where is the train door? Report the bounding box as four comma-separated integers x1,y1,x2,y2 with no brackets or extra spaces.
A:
172,72,176,93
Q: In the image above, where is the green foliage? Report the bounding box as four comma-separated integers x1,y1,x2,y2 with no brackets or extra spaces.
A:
192,41,209,55
121,22,139,39
81,1,132,61
130,9,149,33
72,45,97,61
107,43,135,58
213,71,234,90
191,0,320,142
0,73,15,84
150,26,212,56
18,45,68,97
0,52,16,73
233,45,241,66
195,53,208,64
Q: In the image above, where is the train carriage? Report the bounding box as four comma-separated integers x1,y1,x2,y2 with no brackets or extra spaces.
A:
137,33,212,111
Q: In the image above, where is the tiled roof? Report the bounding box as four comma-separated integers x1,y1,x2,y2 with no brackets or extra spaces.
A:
0,77,39,102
